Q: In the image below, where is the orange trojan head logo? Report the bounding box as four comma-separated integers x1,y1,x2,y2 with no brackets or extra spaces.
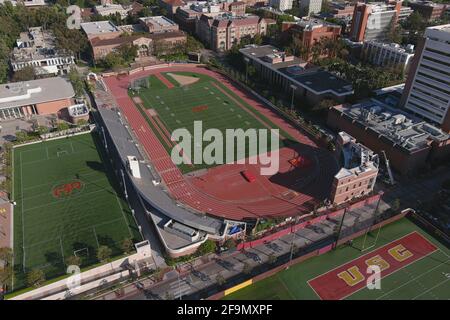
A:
53,181,83,198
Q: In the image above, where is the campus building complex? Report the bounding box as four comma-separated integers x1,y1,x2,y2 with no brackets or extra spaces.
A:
361,41,415,73
330,132,379,205
0,77,75,120
327,87,450,175
408,0,448,21
196,13,268,51
282,18,342,61
350,1,409,42
239,44,353,104
10,27,75,76
400,24,450,132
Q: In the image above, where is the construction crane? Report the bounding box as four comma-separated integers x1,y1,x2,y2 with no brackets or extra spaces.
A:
381,150,395,186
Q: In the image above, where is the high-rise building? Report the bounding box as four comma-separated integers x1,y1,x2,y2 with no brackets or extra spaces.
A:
299,0,322,16
400,24,450,132
269,0,293,12
350,1,403,42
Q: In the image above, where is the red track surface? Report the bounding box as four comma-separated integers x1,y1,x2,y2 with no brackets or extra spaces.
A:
308,232,438,300
103,66,338,220
155,72,174,89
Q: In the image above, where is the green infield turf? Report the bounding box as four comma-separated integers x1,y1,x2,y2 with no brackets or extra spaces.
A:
12,132,141,288
224,218,450,300
130,71,294,173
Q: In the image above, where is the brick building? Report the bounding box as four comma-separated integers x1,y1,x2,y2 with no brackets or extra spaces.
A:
327,96,450,175
282,18,342,61
196,13,268,51
408,1,448,21
0,77,75,120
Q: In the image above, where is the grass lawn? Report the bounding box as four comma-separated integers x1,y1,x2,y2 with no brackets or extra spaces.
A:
130,71,294,173
224,218,450,300
12,132,141,289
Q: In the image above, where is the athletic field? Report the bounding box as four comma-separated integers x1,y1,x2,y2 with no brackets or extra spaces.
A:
12,132,141,286
130,72,290,173
224,218,450,300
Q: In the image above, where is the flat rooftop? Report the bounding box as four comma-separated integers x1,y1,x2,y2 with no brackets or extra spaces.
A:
333,100,449,152
139,15,177,27
240,45,353,96
0,77,74,109
81,21,120,35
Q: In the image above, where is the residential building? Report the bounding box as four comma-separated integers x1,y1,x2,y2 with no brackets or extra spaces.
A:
196,13,268,51
300,0,322,16
138,16,180,33
269,0,293,12
222,1,247,15
0,77,75,120
239,44,353,104
94,4,131,20
400,24,450,133
361,41,415,73
0,0,47,6
330,132,379,205
282,18,342,61
329,1,355,19
350,1,403,42
327,89,450,175
408,1,448,21
10,27,75,76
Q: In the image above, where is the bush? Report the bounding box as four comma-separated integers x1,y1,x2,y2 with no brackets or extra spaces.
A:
97,245,112,262
121,238,134,254
65,255,82,267
196,239,216,256
27,269,46,288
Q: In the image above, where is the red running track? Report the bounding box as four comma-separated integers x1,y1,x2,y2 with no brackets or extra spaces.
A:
103,66,338,220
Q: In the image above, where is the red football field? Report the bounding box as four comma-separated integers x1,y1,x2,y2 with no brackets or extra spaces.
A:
308,232,438,300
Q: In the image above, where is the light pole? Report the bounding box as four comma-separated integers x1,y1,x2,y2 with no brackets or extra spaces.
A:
101,126,108,151
244,57,250,84
120,169,128,200
290,84,297,112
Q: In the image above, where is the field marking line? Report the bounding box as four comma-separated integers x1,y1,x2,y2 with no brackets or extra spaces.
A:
46,146,49,160
113,191,133,239
277,275,297,300
19,151,26,270
20,147,94,166
411,278,450,300
93,227,100,248
21,176,110,202
375,254,449,300
23,217,125,250
70,141,75,153
341,247,439,300
59,237,65,263
22,171,102,191
307,231,419,285
22,188,113,214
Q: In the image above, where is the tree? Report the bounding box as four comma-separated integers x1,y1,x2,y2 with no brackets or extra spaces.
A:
65,255,82,267
0,248,13,289
121,238,134,254
12,66,36,82
97,245,112,262
15,131,28,142
216,272,226,286
242,262,251,275
68,68,84,98
224,238,236,250
56,122,70,131
268,253,277,265
36,125,49,135
196,240,216,256
27,269,46,287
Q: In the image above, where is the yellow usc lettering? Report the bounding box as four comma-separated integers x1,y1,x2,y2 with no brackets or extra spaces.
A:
337,266,365,286
388,244,413,262
365,254,390,271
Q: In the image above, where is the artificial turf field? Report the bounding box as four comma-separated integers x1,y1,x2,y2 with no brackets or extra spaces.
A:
131,72,291,173
224,218,450,300
12,132,141,286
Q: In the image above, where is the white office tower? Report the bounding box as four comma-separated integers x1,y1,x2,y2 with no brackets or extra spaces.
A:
300,0,323,16
401,24,450,132
269,0,294,12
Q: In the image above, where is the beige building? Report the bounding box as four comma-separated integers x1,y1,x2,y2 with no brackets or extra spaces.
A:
330,132,379,205
196,13,268,51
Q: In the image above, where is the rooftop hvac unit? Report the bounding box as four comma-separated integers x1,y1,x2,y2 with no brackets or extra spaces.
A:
369,105,382,114
392,114,406,125
381,112,391,120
